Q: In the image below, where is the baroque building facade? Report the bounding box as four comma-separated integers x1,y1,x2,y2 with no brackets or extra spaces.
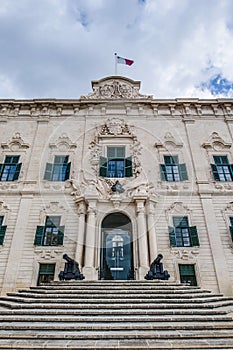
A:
0,76,233,295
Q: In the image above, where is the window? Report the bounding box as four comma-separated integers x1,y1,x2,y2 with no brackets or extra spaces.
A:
211,155,233,181
34,216,64,246
179,264,197,286
169,216,199,247
0,156,21,181
160,156,188,181
37,263,55,285
44,156,71,181
99,146,132,178
0,216,7,245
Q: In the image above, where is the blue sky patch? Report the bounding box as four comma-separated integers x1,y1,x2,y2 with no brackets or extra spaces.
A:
199,74,233,96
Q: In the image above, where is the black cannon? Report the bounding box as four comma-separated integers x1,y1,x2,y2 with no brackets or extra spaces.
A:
58,254,85,281
145,254,170,280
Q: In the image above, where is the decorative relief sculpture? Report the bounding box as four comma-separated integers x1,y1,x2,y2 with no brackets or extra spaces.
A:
81,77,152,100
171,249,199,260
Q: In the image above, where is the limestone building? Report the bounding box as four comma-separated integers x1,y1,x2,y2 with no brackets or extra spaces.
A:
0,76,233,296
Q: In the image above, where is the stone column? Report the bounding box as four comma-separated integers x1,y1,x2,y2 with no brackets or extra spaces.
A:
83,200,97,280
135,199,149,279
74,200,86,266
147,200,158,263
200,194,233,296
2,194,33,294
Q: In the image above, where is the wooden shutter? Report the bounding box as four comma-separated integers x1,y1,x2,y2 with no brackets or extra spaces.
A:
44,163,53,180
99,157,107,177
189,226,199,246
230,165,233,180
169,226,176,246
57,226,65,245
125,156,132,177
13,163,22,180
179,163,188,181
229,226,233,241
65,162,71,180
0,164,3,179
34,226,44,246
160,164,167,181
211,164,220,181
0,225,7,245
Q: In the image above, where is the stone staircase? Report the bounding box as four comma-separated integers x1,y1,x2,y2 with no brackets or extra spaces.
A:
0,281,233,349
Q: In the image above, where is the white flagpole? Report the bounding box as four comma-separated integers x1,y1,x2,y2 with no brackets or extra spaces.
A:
114,52,118,75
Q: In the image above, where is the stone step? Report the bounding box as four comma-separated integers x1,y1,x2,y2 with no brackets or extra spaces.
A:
0,338,232,349
1,294,229,303
0,308,228,316
1,299,233,310
1,328,233,339
6,291,220,299
31,283,200,290
0,314,232,323
21,287,212,294
0,281,232,349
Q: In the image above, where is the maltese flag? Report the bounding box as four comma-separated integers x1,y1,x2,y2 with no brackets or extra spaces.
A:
116,55,134,66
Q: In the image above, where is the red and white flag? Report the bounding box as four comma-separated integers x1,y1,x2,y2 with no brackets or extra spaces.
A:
116,55,134,66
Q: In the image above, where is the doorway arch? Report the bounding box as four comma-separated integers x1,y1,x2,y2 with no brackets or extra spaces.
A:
99,212,134,280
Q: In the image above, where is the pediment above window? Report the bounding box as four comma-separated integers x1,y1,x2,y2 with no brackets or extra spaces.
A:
166,201,191,216
81,76,152,100
155,132,183,150
1,132,29,151
202,132,231,150
49,133,77,151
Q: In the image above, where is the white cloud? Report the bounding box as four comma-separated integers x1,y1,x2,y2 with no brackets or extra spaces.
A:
0,0,233,98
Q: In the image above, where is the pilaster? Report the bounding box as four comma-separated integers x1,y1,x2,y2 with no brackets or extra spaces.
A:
134,198,149,279
2,194,33,294
83,199,97,280
200,194,233,296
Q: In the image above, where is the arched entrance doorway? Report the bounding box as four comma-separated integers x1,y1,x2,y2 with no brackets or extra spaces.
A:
99,213,134,280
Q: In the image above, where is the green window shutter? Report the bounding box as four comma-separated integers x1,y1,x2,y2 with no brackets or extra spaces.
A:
160,164,167,181
230,165,233,180
179,163,188,181
34,226,44,246
65,162,71,180
169,226,176,246
13,163,22,181
57,226,64,245
125,156,132,177
0,225,7,245
99,157,107,177
189,226,199,246
44,163,53,180
0,164,3,178
229,226,233,241
211,164,220,181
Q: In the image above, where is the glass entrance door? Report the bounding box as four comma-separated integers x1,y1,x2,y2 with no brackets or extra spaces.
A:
100,229,134,280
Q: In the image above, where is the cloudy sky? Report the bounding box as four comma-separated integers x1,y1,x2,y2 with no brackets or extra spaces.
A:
0,0,233,99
